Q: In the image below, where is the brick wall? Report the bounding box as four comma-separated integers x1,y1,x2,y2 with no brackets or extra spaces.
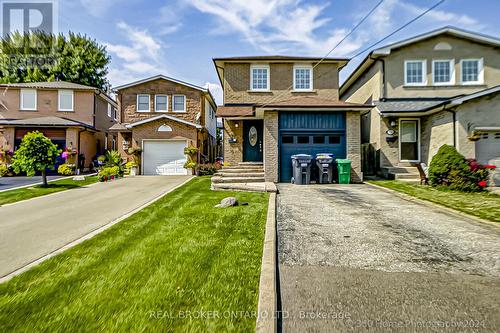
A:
224,63,340,105
119,79,202,125
346,112,362,183
223,119,243,165
264,111,278,182
130,119,198,150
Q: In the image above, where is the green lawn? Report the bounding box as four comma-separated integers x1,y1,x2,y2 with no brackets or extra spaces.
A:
368,180,500,222
0,177,269,332
0,176,98,206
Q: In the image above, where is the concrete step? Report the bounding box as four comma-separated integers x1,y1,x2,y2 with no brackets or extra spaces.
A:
396,178,421,184
223,165,264,170
211,182,278,193
219,168,264,173
393,173,421,180
211,176,266,184
385,166,419,174
215,172,265,178
238,162,263,166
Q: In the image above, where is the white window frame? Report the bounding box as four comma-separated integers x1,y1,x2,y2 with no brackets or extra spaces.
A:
107,103,112,117
293,64,313,91
460,58,484,85
104,133,108,150
250,64,270,91
113,108,118,121
398,118,421,163
432,59,455,86
404,60,427,86
154,94,169,112
20,89,37,111
57,89,74,112
136,94,150,112
172,95,186,113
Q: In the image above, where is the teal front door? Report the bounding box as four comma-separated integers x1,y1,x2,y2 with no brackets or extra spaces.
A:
243,120,263,162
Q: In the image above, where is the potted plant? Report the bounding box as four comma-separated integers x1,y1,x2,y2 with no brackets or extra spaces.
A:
125,161,138,176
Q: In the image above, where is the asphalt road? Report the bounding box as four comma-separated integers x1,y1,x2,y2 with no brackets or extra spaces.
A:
0,176,191,278
277,184,500,333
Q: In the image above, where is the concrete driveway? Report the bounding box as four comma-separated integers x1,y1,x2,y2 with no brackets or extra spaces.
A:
0,176,191,278
277,184,500,332
0,175,63,191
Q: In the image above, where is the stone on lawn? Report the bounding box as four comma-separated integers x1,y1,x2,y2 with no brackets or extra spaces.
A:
215,197,238,208
73,176,86,181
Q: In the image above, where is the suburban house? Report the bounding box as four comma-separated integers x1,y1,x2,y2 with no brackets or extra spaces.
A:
341,26,500,184
111,75,217,175
0,81,118,170
213,55,371,186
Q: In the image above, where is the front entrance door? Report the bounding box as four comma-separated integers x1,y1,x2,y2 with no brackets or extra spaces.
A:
243,120,263,162
399,119,420,162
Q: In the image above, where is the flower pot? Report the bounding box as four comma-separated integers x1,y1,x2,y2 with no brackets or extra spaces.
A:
130,166,137,176
104,176,108,182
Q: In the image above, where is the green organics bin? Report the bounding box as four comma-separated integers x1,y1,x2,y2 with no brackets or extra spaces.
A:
336,159,351,184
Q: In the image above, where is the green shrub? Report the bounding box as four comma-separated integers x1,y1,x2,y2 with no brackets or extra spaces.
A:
183,161,197,170
98,166,121,181
124,161,137,175
0,164,8,177
57,163,76,176
184,146,199,156
429,145,490,192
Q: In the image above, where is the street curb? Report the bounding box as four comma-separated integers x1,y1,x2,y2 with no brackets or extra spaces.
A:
256,192,277,333
0,176,194,284
365,181,499,229
0,173,97,193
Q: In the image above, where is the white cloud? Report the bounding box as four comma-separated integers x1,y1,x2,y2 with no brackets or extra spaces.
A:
105,22,165,87
204,82,223,105
80,0,121,17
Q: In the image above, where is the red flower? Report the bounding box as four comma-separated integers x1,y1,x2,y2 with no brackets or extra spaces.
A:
484,164,497,169
478,180,487,187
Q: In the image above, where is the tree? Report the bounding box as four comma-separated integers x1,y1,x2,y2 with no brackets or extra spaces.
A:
0,32,111,91
11,131,61,187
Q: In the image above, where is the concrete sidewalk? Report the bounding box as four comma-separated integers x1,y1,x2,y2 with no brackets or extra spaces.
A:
0,176,190,278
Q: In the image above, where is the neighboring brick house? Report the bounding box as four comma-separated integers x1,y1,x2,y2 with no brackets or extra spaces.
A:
213,56,371,183
341,26,500,185
111,75,217,175
0,81,118,171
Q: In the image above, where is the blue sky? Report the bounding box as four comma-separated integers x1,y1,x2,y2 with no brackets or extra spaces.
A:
59,0,500,104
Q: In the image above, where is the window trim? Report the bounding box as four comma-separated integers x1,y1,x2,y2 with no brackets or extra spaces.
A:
154,94,169,112
431,59,455,86
250,64,270,91
57,89,74,112
136,94,150,112
404,60,427,86
293,64,313,91
107,103,112,117
460,58,484,85
172,95,186,113
20,89,37,111
113,108,118,121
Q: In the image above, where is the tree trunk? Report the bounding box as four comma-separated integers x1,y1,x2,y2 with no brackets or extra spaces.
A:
41,169,48,187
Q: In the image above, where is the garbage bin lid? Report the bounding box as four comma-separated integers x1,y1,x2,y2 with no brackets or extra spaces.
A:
316,153,333,157
336,159,351,163
292,154,312,159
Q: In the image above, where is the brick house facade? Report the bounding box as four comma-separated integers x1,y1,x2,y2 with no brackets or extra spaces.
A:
214,56,371,183
112,75,217,175
0,81,118,171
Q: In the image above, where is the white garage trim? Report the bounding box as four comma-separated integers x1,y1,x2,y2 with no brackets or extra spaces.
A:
141,139,189,176
126,114,202,129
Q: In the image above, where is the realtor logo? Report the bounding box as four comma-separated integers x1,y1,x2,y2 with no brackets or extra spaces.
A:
1,0,58,50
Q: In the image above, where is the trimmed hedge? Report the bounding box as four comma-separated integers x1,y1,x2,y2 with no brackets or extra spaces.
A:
429,145,490,192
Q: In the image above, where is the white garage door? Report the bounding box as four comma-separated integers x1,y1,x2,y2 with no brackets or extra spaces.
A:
143,140,188,175
476,132,500,186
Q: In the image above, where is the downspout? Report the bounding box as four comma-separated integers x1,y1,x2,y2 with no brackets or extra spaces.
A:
442,105,457,147
380,57,387,100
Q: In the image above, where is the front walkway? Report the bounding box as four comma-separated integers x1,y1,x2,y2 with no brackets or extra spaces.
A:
0,176,191,278
277,184,500,332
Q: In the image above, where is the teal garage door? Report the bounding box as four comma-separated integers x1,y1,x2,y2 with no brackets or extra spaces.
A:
279,112,346,182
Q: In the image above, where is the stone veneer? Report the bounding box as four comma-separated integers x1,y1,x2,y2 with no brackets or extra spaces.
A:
222,119,243,165
263,111,279,182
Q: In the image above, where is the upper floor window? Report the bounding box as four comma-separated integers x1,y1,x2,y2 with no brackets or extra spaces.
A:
58,90,74,111
137,94,150,112
460,58,483,85
173,95,186,112
404,60,426,86
293,65,313,91
20,89,37,110
107,103,112,117
432,59,454,85
113,108,118,121
250,65,269,91
155,95,168,112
